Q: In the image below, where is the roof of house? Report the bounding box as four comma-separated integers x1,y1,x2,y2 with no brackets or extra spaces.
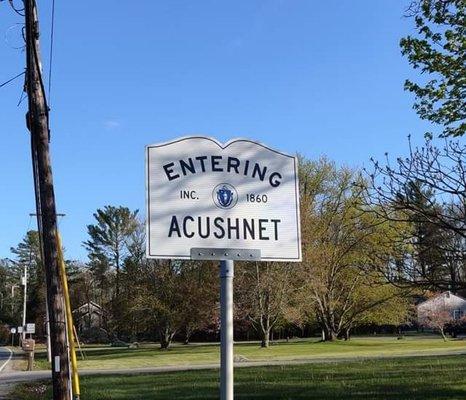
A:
417,291,466,309
72,301,103,315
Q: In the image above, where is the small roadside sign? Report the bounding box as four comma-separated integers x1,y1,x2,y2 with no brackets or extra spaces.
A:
10,327,16,334
25,323,35,334
17,326,23,333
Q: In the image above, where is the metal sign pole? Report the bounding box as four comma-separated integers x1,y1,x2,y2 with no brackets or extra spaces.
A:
220,259,234,400
191,249,259,400
22,264,28,342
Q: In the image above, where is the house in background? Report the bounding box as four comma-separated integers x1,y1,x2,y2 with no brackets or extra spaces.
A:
73,301,104,334
417,291,466,323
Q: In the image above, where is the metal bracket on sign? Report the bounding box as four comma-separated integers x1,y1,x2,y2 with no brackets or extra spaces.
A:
190,248,261,261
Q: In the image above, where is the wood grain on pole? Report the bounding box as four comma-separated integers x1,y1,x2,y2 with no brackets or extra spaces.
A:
24,0,71,398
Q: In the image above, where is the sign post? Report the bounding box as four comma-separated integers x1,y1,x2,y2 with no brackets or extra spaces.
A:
220,259,234,400
10,327,17,346
17,326,23,346
146,137,301,399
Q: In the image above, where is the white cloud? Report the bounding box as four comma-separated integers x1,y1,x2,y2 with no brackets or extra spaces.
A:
103,120,120,130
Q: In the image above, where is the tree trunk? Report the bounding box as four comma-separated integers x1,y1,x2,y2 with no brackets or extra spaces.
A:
115,248,121,300
344,327,351,341
321,324,337,341
159,327,174,349
439,327,447,342
324,325,337,341
184,327,192,345
260,328,271,348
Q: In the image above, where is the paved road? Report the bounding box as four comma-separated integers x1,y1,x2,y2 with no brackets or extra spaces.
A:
0,347,14,400
1,348,466,386
0,347,13,373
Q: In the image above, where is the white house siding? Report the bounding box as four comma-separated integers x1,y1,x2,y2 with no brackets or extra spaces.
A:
417,292,466,322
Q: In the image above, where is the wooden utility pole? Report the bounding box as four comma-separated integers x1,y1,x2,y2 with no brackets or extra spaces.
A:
24,0,71,398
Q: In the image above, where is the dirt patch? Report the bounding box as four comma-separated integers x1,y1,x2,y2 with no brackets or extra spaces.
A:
2,383,48,400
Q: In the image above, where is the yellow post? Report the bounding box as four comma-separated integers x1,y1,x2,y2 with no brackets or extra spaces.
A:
57,231,81,399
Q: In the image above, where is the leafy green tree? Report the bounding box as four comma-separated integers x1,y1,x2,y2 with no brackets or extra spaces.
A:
87,252,111,313
10,231,42,267
0,259,21,325
178,261,217,345
84,206,138,299
300,158,410,341
84,206,139,339
131,259,186,348
115,220,217,346
345,280,412,338
10,231,46,334
400,0,465,138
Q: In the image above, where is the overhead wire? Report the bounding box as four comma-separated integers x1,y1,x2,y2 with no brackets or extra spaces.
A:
8,0,24,16
2,1,54,110
4,23,26,50
17,88,27,106
0,70,25,88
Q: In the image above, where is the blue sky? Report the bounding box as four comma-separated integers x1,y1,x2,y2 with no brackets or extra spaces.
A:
0,0,435,261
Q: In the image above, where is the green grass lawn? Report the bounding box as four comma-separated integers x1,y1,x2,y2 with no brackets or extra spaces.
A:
15,355,466,399
32,335,466,370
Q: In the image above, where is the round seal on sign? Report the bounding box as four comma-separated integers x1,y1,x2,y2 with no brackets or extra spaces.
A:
212,183,238,209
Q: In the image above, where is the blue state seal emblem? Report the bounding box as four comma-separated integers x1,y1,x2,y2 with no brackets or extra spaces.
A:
213,183,238,209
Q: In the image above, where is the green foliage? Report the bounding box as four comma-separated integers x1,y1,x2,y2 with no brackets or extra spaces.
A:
299,158,411,340
352,283,411,327
10,230,42,267
0,259,21,325
400,0,465,137
84,205,139,300
84,206,139,270
0,324,9,344
9,231,46,333
83,206,139,339
129,259,217,348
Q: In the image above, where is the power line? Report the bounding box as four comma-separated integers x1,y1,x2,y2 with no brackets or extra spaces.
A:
8,0,24,16
0,70,25,88
17,88,27,106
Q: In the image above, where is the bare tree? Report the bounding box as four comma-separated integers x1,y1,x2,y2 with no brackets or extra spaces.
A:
418,305,452,341
365,139,465,237
363,139,466,291
237,262,295,348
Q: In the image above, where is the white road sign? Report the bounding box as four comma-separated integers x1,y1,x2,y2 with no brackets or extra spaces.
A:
17,326,23,333
10,328,16,334
25,323,35,334
146,136,301,261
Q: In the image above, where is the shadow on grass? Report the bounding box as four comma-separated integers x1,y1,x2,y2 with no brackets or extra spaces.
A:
15,356,466,400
